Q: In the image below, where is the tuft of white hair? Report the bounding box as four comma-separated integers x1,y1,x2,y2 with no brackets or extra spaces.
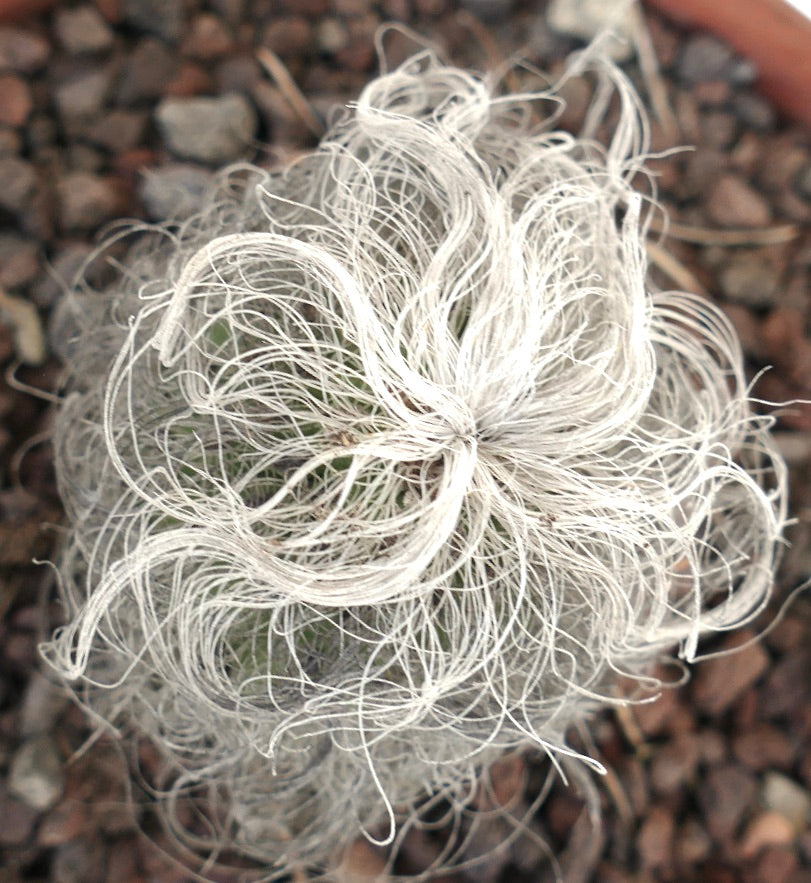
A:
43,49,786,876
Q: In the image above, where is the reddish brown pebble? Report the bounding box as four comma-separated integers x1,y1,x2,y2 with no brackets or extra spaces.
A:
733,723,795,771
0,786,38,845
650,733,701,794
38,800,89,846
694,79,731,105
637,805,675,871
93,0,122,23
754,846,798,883
261,17,313,57
692,630,769,716
676,817,713,865
182,13,233,60
0,74,31,126
699,764,758,841
707,173,773,228
164,62,215,98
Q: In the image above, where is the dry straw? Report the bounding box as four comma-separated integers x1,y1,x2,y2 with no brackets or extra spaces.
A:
43,46,786,877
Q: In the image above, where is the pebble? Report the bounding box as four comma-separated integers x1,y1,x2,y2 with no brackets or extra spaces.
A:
699,764,758,841
0,784,39,846
719,251,780,307
58,170,127,230
677,34,734,83
0,126,21,155
0,26,50,73
38,799,90,846
54,4,115,55
680,147,727,200
182,13,234,60
316,17,349,54
754,847,798,883
546,0,634,61
210,0,244,23
675,817,713,865
707,173,773,228
459,0,513,22
701,110,737,149
139,163,213,219
261,16,314,57
0,73,31,126
720,303,769,361
636,805,674,871
164,61,214,98
87,108,147,153
0,234,39,289
733,93,777,131
19,671,68,737
0,155,37,216
54,66,114,122
762,773,811,831
692,631,770,716
215,56,262,93
116,37,179,104
251,80,312,145
740,810,796,858
795,162,811,201
33,241,93,307
733,723,795,772
52,836,107,883
7,734,65,811
155,93,257,164
120,0,183,43
650,733,700,795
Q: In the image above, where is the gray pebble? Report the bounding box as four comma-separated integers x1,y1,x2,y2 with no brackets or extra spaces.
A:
155,93,257,164
139,163,214,220
0,27,50,74
121,0,184,43
116,38,179,105
33,242,94,308
459,0,514,23
795,162,811,201
19,672,68,738
734,93,777,131
677,34,734,83
0,234,40,290
58,171,124,231
54,66,114,122
0,156,38,216
719,252,780,308
54,5,115,55
8,734,65,811
87,108,148,153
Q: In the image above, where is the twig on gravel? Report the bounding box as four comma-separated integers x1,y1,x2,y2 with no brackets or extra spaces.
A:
651,217,800,246
630,4,679,141
257,47,325,138
646,240,708,294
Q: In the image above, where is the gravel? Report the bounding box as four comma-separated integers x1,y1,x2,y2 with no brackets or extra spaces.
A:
155,92,258,163
0,2,809,881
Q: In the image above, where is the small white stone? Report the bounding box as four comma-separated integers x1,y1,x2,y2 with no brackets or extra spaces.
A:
546,0,634,61
8,735,65,811
762,772,811,831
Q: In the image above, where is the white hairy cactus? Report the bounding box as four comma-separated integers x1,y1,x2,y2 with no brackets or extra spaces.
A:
43,48,786,876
